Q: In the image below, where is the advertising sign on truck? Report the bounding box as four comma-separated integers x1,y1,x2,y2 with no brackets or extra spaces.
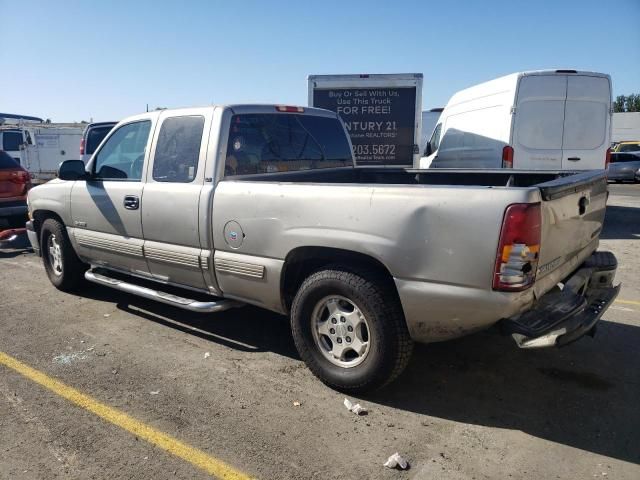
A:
308,74,422,167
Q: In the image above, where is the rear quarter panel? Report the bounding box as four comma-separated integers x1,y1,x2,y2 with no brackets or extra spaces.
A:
211,181,539,312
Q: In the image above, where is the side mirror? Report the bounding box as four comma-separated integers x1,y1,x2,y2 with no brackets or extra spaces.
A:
425,141,432,157
57,160,87,180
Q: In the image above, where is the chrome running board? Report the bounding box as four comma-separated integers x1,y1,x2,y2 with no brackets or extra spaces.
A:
85,269,243,313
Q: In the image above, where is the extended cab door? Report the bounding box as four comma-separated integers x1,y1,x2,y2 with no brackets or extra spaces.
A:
140,110,211,290
70,119,154,275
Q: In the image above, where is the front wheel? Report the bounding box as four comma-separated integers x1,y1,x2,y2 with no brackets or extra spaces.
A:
290,266,413,393
41,218,87,291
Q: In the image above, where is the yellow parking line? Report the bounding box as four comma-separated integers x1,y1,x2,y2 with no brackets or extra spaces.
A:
615,299,640,306
0,351,254,480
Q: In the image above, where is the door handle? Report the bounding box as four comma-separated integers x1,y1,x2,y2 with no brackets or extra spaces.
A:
567,157,581,162
123,195,139,210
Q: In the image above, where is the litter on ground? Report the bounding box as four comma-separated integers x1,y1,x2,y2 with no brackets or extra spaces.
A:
383,452,409,470
344,398,368,415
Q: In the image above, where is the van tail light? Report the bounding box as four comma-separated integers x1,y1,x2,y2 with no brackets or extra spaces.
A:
502,145,514,168
605,147,611,168
80,138,85,155
493,203,541,291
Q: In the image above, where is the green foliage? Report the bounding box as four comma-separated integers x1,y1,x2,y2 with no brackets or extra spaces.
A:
614,94,640,112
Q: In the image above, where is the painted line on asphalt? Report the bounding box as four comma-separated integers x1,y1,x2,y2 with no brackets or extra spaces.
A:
615,299,640,307
0,351,255,480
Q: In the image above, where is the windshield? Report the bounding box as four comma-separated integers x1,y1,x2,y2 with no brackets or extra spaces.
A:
618,143,640,153
225,113,352,176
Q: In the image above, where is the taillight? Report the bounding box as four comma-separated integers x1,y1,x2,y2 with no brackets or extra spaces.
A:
605,147,611,168
80,138,85,155
276,106,304,113
502,145,514,168
493,203,541,291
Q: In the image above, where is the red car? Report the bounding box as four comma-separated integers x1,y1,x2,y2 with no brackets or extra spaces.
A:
0,150,31,226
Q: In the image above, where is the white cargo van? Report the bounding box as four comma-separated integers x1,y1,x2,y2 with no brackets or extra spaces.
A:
420,70,612,170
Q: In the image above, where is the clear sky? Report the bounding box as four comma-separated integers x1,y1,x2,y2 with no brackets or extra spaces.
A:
1,0,638,123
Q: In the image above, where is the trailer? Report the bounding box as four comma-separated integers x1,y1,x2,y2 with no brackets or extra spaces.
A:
308,73,422,167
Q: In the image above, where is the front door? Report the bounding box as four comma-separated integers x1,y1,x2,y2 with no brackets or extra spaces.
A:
141,111,210,290
70,120,153,275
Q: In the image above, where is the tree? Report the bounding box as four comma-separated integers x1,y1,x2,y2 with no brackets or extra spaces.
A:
626,94,640,112
613,95,626,112
613,94,640,112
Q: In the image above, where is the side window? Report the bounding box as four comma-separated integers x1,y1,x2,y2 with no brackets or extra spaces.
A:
3,131,24,151
94,121,151,181
428,123,442,153
152,116,204,183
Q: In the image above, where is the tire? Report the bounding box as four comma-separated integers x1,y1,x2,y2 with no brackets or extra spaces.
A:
40,218,86,291
290,266,413,393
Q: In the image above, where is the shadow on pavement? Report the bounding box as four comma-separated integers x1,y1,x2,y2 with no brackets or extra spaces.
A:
370,320,640,465
78,283,299,360
601,205,640,240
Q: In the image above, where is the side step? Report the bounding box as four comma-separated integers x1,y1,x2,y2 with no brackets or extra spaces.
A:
85,269,243,313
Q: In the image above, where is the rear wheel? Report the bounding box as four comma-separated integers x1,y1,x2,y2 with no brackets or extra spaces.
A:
41,218,86,291
290,266,413,393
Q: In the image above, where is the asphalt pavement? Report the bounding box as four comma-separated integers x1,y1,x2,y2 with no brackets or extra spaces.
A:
0,184,638,480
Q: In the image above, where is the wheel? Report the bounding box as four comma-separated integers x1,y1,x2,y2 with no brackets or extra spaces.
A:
290,266,413,393
41,218,86,291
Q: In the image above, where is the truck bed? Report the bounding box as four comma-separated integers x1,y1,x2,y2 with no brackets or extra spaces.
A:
230,166,597,192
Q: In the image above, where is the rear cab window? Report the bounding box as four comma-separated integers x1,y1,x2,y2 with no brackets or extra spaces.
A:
225,113,352,176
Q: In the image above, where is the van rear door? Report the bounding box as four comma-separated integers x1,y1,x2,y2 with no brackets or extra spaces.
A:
561,75,611,170
513,75,565,170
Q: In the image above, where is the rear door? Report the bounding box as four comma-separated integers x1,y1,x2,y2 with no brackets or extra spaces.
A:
513,75,565,169
561,75,611,169
141,110,210,289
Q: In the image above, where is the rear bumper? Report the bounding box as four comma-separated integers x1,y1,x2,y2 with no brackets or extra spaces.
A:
26,220,40,256
501,251,619,348
0,201,27,217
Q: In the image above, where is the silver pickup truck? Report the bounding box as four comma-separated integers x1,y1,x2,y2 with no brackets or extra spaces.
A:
26,104,619,392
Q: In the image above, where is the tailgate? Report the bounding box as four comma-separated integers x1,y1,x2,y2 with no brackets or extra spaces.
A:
534,170,608,290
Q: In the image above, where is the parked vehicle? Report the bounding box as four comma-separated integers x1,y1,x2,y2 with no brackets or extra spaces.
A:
0,151,31,225
26,105,618,392
611,141,640,153
309,73,423,167
612,112,640,144
0,124,84,183
608,151,640,182
80,122,117,163
420,70,612,170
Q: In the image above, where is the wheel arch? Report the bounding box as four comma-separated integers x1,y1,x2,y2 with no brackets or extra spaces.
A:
280,246,400,313
32,210,65,238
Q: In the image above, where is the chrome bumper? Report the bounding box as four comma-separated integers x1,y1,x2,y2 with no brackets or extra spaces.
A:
501,251,619,348
26,221,40,256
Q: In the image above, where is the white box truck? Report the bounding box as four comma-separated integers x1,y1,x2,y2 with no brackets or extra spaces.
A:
420,70,612,170
308,73,422,166
0,124,84,183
